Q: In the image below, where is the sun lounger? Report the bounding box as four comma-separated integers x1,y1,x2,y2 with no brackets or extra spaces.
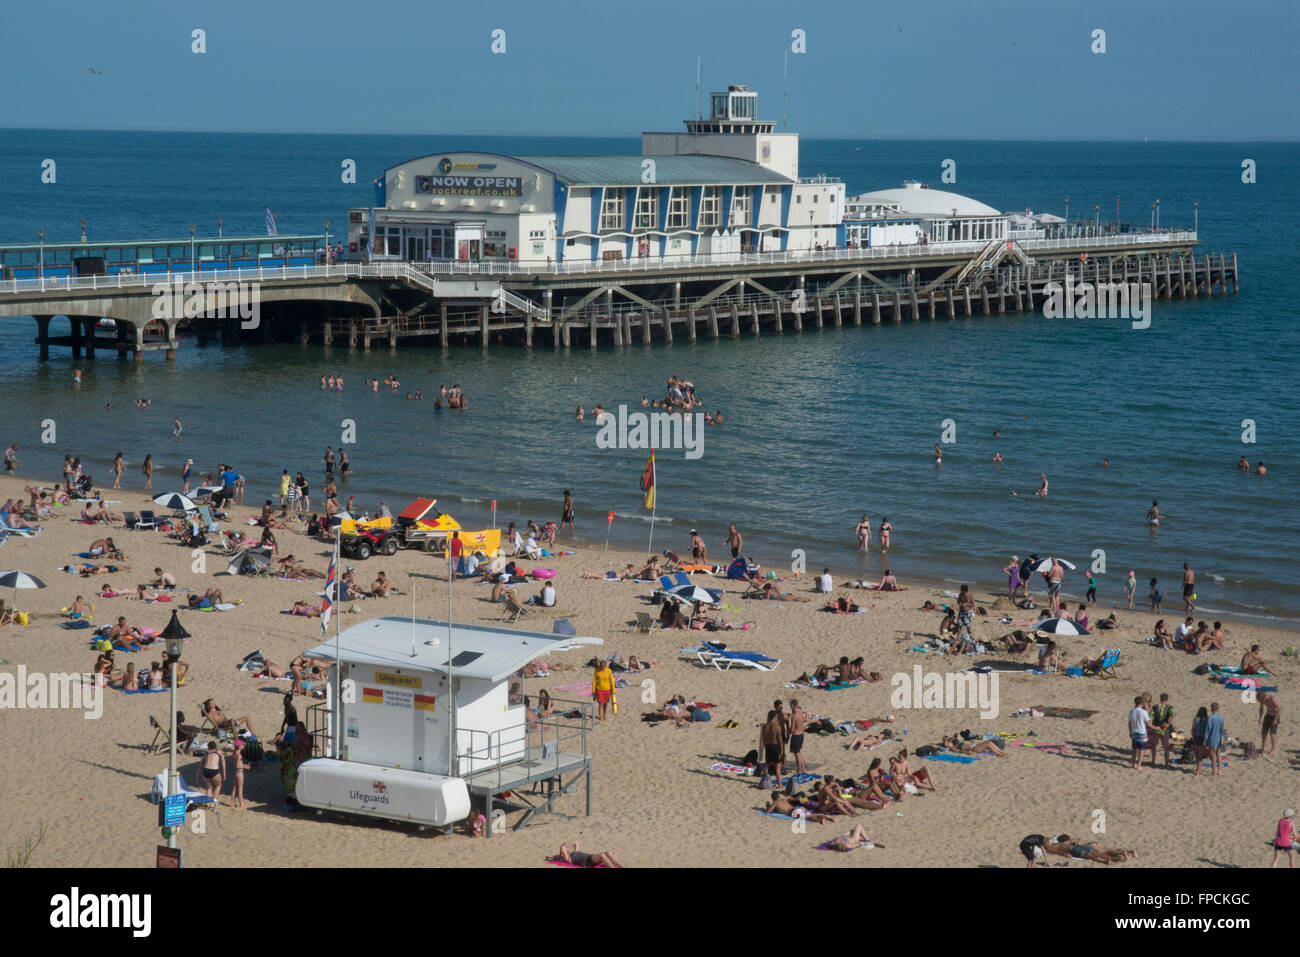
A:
503,595,531,623
133,510,157,531
672,571,694,589
150,770,216,810
633,611,655,634
0,519,43,537
696,641,780,672
148,714,193,754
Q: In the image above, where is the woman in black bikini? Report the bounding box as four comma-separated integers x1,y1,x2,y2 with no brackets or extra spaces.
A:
200,742,226,799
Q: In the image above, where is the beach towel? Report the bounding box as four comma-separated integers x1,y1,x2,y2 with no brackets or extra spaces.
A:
926,752,980,764
547,859,610,868
1033,706,1099,720
61,620,93,630
708,762,754,775
120,686,169,694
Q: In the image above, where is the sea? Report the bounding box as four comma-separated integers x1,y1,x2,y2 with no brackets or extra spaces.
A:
1,132,1297,626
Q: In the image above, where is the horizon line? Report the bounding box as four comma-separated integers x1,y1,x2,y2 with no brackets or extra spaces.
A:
1,126,1295,144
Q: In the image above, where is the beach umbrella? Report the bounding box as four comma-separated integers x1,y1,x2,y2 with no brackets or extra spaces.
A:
1031,557,1076,574
1033,617,1090,636
667,583,720,605
1033,212,1066,224
153,492,196,512
0,570,45,626
226,549,271,576
192,485,223,498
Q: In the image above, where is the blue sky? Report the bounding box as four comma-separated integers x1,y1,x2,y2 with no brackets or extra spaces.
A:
0,0,1295,139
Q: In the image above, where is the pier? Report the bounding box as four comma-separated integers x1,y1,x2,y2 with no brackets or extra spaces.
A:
0,231,1237,360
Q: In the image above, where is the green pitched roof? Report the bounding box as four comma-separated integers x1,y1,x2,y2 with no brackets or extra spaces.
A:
518,154,791,187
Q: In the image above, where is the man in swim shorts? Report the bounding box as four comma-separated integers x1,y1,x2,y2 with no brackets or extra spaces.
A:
787,699,808,774
761,710,784,783
1182,562,1196,613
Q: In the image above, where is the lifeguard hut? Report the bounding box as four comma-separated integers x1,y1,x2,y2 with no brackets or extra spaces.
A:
296,616,601,836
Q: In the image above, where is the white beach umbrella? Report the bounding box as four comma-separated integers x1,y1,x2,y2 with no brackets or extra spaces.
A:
1033,212,1066,224
0,570,45,626
667,583,720,605
192,486,224,498
153,492,196,512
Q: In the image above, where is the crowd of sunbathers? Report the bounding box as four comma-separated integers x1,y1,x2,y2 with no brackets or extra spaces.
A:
795,656,883,686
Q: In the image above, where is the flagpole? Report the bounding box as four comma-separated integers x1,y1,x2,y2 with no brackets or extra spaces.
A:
331,527,341,760
447,545,455,777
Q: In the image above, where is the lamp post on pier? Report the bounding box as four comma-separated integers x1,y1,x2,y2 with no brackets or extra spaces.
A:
1193,201,1198,234
80,219,87,243
189,225,196,281
1155,199,1161,232
1095,204,1100,235
324,220,331,272
1064,197,1069,235
38,228,44,279
217,216,224,240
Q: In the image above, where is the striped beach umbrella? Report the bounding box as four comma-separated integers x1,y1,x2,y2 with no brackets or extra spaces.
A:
153,492,196,512
1033,617,1090,636
0,570,45,627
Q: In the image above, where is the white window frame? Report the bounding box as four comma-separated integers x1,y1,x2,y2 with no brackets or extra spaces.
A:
699,186,720,228
667,187,690,228
635,190,659,230
732,189,751,227
599,191,625,231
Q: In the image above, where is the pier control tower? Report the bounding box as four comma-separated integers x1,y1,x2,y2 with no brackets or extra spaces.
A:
642,85,799,182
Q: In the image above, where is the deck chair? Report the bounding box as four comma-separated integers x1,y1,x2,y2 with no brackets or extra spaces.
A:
503,595,531,623
633,612,655,634
1082,648,1121,678
671,571,693,589
123,511,140,530
696,641,780,672
136,510,158,530
0,599,16,626
196,504,220,533
739,574,766,597
148,714,173,754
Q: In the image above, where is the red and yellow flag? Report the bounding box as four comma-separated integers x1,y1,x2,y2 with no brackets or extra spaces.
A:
362,687,383,704
640,448,656,510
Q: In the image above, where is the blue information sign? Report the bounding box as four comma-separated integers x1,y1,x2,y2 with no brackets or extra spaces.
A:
163,793,186,828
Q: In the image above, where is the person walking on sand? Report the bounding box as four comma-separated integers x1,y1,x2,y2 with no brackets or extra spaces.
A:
1259,692,1281,755
112,452,124,490
141,453,153,490
1148,693,1175,767
1149,577,1164,615
181,457,192,494
1125,570,1137,609
856,514,872,550
1273,809,1295,868
591,659,615,721
1205,702,1226,776
1182,562,1196,613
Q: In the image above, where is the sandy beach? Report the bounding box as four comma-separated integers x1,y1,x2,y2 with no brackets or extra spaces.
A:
0,472,1294,869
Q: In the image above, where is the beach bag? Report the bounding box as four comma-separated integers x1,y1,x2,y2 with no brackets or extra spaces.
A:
915,745,939,757
691,707,712,722
1193,663,1210,675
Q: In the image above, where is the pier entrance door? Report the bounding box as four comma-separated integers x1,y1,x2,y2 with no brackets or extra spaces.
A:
455,224,483,261
405,231,427,262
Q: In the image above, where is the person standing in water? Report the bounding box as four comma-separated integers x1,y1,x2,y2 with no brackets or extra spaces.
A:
879,517,892,551
112,452,124,490
141,454,153,490
181,458,193,494
561,489,575,532
933,443,943,465
1182,562,1196,614
1147,500,1161,526
1125,570,1137,609
1035,474,1048,497
856,514,872,550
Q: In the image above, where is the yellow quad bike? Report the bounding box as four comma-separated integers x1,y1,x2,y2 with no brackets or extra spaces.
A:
343,497,502,559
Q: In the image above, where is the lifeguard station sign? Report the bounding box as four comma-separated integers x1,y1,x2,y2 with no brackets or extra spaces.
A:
416,174,522,197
